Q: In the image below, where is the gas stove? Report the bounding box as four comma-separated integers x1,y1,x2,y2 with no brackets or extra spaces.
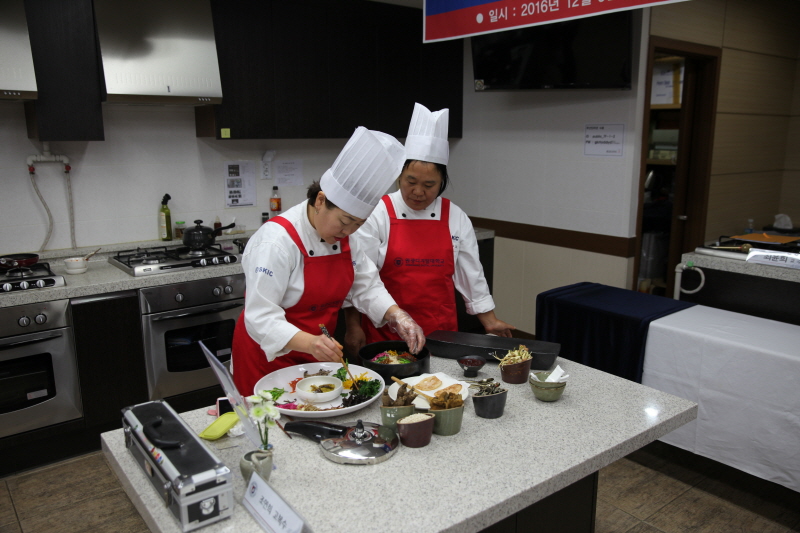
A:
0,262,66,293
695,234,800,260
108,244,239,276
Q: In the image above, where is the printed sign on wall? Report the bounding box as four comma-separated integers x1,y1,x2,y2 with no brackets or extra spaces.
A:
424,0,691,42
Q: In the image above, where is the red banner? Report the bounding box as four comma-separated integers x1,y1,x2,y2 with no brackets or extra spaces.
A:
424,0,690,42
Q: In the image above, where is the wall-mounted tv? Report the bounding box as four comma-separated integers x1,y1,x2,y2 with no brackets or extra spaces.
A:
471,11,633,91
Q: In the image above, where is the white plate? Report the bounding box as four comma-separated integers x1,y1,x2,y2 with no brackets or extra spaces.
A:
387,372,470,409
252,363,384,419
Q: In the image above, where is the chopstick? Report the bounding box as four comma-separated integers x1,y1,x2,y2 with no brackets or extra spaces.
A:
319,324,359,391
390,376,435,402
275,419,292,440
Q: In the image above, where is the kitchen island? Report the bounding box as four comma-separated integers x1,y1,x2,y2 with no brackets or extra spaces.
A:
102,356,696,533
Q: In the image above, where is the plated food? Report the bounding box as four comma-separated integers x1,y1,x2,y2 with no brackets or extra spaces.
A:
386,373,469,409
370,350,418,364
252,363,385,419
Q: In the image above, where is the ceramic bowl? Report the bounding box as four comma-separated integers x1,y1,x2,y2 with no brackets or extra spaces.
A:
457,355,486,377
358,341,430,381
431,404,464,436
294,376,343,404
379,404,417,432
64,257,88,274
529,372,566,402
500,358,533,384
396,413,435,448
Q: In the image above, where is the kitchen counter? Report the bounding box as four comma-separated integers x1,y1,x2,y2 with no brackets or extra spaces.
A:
101,356,697,533
682,250,800,283
0,233,252,309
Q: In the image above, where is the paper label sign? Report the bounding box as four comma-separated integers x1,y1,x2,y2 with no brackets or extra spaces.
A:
243,473,305,533
746,250,800,270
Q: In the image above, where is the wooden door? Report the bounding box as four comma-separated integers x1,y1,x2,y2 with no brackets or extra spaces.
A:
635,37,721,297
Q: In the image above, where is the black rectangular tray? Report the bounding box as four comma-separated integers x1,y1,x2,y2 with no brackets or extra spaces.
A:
425,330,559,370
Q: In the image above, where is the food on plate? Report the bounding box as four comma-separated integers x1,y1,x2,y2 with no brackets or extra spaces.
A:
334,365,349,382
370,350,418,364
429,391,463,410
435,383,462,397
494,345,532,366
398,413,433,424
382,383,417,407
342,371,371,390
309,383,336,393
259,387,286,401
414,375,442,391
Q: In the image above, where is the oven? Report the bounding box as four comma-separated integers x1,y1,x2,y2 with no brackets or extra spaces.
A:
140,274,245,400
0,299,83,439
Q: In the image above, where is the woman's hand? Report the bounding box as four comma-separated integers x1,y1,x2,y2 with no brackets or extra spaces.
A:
385,306,426,353
287,331,343,362
477,311,516,338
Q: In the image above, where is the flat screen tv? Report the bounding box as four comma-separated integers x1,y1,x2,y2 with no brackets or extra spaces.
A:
471,11,633,90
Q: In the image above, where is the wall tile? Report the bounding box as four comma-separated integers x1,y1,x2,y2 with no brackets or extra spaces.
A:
705,170,783,240
784,117,800,170
717,49,795,116
649,0,726,47
724,0,800,58
779,170,800,224
711,114,789,175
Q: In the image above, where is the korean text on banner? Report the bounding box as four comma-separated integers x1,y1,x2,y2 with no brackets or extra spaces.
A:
424,0,691,42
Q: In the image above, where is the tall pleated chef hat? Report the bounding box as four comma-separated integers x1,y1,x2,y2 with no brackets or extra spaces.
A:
320,127,405,219
404,102,449,165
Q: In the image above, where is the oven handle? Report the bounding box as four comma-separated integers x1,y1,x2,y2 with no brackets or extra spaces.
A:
0,331,63,351
150,302,243,322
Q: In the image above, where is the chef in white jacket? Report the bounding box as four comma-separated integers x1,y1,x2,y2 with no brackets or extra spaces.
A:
344,104,514,355
232,127,425,395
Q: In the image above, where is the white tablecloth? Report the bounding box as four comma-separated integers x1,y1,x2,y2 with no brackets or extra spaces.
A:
642,305,800,493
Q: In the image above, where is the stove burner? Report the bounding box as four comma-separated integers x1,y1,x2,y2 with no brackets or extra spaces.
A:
187,250,208,257
4,267,34,278
142,257,164,265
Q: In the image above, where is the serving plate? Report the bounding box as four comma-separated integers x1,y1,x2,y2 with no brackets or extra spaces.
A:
387,372,469,409
252,362,384,419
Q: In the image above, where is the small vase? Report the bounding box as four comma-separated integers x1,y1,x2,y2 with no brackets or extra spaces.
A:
240,446,273,482
500,358,532,384
472,390,508,419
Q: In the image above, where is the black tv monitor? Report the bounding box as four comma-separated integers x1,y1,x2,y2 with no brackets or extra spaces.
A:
471,10,633,91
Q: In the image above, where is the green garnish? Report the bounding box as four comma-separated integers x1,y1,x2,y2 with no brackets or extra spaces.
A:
334,366,348,382
357,379,381,399
265,387,286,401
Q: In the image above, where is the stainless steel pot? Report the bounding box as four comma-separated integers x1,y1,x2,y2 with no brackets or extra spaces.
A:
182,220,235,250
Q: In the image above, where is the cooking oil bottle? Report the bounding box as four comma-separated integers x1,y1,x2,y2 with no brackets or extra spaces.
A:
159,194,172,241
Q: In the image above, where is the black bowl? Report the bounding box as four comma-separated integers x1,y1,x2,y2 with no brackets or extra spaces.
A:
358,341,430,382
457,355,486,377
426,331,560,371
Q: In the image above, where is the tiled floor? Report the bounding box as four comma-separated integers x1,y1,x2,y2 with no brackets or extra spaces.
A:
0,441,798,533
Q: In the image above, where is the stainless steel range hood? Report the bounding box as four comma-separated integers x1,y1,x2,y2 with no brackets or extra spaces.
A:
94,0,222,105
0,0,38,101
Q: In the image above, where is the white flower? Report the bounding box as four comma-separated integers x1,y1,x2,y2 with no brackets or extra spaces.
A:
250,406,267,420
263,403,281,421
247,395,263,404
258,389,274,401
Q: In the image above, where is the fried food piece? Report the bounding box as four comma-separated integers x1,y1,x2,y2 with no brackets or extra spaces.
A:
435,383,462,397
414,375,442,391
429,392,464,410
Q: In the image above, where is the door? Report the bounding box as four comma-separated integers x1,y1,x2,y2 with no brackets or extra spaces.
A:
635,37,721,297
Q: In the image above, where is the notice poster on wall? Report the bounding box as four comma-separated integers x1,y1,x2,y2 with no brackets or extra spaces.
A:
224,160,256,207
424,0,691,42
584,124,624,156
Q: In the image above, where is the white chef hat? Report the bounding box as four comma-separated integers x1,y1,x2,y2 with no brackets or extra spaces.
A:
320,127,405,219
404,102,449,165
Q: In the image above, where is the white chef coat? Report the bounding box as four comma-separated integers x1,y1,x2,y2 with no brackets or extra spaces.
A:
352,190,495,315
241,201,395,360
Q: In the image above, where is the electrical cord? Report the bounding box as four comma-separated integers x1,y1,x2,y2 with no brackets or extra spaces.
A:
29,170,54,252
65,169,77,249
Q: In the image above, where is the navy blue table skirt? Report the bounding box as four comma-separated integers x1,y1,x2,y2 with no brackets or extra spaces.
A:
535,282,695,382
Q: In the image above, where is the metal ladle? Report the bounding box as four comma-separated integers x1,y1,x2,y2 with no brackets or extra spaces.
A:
83,248,101,261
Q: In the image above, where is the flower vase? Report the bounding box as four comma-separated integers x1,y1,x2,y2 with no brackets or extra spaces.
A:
240,446,273,482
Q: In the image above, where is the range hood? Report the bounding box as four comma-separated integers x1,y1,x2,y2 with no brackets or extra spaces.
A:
94,0,222,105
0,0,38,101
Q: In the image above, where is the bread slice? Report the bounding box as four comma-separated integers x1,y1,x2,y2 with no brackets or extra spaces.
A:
414,375,442,391
435,383,462,397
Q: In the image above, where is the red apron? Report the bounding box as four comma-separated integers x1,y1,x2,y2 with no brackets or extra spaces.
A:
362,195,457,343
232,216,354,396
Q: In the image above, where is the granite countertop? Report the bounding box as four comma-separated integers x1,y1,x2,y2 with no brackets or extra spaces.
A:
682,251,800,283
102,357,697,533
0,233,252,309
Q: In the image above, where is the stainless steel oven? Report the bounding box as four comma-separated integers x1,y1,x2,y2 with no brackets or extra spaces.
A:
140,274,244,400
0,299,83,438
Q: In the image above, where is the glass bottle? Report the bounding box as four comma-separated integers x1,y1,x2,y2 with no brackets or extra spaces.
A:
159,194,172,241
213,215,222,231
270,186,282,215
745,219,754,234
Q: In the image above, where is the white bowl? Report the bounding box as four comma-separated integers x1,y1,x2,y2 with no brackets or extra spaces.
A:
64,267,88,275
294,376,343,404
64,257,88,272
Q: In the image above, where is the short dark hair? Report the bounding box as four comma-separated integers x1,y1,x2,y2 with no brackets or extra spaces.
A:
403,159,449,196
307,181,338,209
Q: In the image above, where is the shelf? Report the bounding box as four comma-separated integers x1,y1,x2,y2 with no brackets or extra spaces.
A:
651,104,682,110
647,159,677,166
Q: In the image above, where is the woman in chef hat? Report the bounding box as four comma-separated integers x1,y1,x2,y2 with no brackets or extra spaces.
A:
232,127,426,395
344,104,514,353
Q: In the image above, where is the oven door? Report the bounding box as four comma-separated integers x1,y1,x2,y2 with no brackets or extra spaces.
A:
142,299,242,400
0,327,83,439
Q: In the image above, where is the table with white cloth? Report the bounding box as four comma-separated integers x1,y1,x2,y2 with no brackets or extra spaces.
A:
642,305,800,493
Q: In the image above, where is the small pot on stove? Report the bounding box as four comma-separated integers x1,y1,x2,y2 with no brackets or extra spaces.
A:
182,220,235,250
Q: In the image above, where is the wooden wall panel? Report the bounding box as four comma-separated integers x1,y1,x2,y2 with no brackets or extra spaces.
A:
792,61,800,116
724,0,800,58
717,49,795,115
711,114,789,175
705,170,783,239
785,117,800,170
649,0,725,47
779,170,800,223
